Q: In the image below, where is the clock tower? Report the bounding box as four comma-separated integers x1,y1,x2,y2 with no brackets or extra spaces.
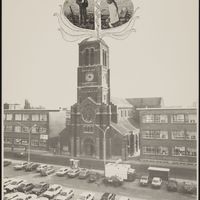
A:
70,38,112,159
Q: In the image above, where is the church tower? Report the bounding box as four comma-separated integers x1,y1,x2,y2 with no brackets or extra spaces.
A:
70,38,112,159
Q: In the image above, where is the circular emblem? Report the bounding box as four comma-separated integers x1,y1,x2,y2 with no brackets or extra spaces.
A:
85,72,94,82
81,105,96,123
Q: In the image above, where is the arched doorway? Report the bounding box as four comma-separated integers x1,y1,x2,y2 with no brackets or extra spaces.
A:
83,138,95,157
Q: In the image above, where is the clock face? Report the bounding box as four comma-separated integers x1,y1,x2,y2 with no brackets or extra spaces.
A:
85,72,94,82
81,105,96,123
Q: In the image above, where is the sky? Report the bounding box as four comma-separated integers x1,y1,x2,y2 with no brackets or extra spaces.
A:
2,0,198,109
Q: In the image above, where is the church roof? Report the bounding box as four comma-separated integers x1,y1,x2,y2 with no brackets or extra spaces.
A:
111,97,133,108
126,97,163,108
111,119,139,136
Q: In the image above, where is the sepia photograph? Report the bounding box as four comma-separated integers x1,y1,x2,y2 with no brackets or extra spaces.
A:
2,0,198,200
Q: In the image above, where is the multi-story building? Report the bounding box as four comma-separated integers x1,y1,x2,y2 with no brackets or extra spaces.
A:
3,107,66,151
137,107,197,164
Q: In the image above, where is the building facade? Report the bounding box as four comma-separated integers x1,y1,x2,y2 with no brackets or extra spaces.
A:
138,107,197,164
3,108,64,151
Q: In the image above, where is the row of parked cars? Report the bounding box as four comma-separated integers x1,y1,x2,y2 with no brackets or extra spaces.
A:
4,177,130,200
139,175,196,194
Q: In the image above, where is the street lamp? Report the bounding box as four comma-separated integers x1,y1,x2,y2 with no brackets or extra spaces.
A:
95,125,110,166
16,122,37,163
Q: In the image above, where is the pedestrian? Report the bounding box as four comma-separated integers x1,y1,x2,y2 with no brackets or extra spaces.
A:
76,0,88,26
106,0,120,28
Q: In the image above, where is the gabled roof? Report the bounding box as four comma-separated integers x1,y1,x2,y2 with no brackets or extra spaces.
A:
111,119,139,136
111,97,133,108
126,97,163,108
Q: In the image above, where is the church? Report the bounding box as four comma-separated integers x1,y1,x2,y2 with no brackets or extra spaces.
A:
63,38,140,161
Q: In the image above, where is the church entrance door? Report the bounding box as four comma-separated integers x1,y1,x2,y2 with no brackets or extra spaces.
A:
83,138,95,157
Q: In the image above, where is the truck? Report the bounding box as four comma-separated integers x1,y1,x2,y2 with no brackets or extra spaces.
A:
105,163,136,182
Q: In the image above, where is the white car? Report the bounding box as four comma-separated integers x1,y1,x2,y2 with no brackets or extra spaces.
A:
56,167,70,176
139,176,149,186
42,184,62,199
5,179,25,192
54,188,74,200
4,192,25,200
4,178,14,187
77,192,95,200
36,164,48,172
14,162,29,170
151,177,162,188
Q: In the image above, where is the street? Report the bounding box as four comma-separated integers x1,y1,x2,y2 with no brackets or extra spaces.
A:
3,160,197,200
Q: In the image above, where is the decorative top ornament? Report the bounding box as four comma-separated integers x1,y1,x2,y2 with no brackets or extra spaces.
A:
54,0,139,42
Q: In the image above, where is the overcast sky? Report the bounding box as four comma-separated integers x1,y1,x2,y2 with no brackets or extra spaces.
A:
2,0,198,109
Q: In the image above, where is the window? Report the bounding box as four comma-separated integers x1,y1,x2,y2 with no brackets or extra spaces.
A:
83,125,93,133
121,110,123,117
142,115,154,123
39,127,47,133
22,114,29,121
39,139,47,147
5,125,13,132
90,48,94,65
171,114,184,123
31,139,39,147
15,114,22,121
185,114,196,123
32,114,39,121
186,148,196,157
14,126,21,133
40,114,47,121
172,146,186,156
171,130,185,140
14,138,22,145
185,131,196,140
154,115,168,123
143,146,168,156
4,138,12,144
6,114,13,120
85,49,89,66
21,140,28,145
22,127,29,133
142,130,168,139
31,127,38,133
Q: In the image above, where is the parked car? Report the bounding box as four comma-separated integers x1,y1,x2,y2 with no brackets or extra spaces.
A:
36,164,48,173
54,188,74,200
181,181,196,194
4,160,12,167
40,166,55,176
56,167,70,177
14,151,27,158
77,192,95,200
31,182,49,196
4,192,25,200
17,182,35,193
167,179,178,192
79,168,90,179
151,177,162,188
103,176,123,187
42,184,62,199
24,194,38,200
35,198,49,200
88,171,99,183
25,163,40,172
5,179,25,192
13,162,29,170
139,176,149,186
100,192,116,200
4,178,15,187
67,168,80,178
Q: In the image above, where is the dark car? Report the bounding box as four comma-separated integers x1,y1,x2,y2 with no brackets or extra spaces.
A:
25,163,40,172
4,160,12,167
31,182,49,196
167,179,178,192
15,151,27,158
100,192,116,200
181,181,197,194
88,171,99,183
79,168,90,179
17,182,35,193
103,176,123,187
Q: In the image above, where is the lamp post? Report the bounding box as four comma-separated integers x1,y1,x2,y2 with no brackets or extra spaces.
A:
95,125,110,166
16,122,37,163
